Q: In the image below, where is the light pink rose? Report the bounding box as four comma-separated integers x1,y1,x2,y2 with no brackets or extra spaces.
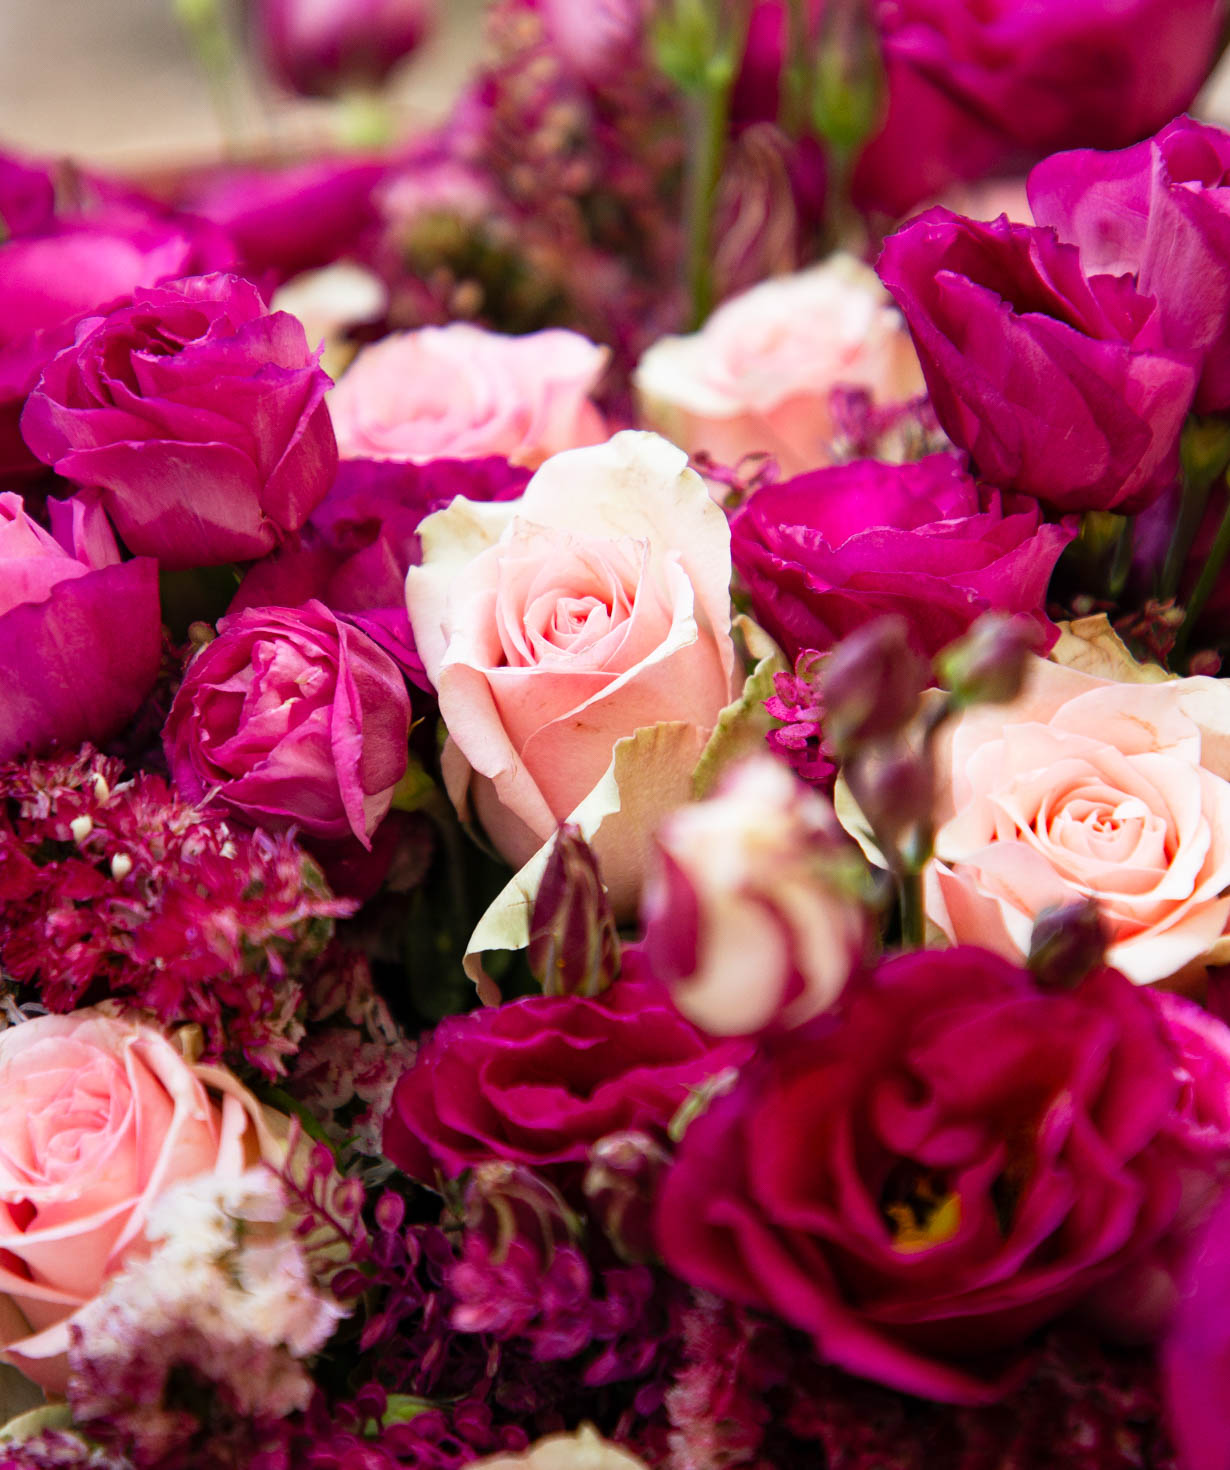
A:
0,1010,283,1393
469,1425,649,1470
405,431,736,909
328,323,609,468
928,650,1230,984
633,255,925,476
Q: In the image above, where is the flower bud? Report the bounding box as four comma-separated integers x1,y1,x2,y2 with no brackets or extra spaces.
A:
1028,899,1109,991
252,0,436,100
528,826,620,998
641,755,868,1035
936,612,1043,709
462,1163,579,1266
583,1130,671,1263
844,746,936,871
820,616,927,755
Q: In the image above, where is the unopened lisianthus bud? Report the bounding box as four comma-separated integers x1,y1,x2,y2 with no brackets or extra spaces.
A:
641,756,867,1035
528,826,620,997
1028,900,1109,991
845,747,936,870
820,616,927,755
936,612,1043,708
463,1163,578,1265
583,1131,671,1263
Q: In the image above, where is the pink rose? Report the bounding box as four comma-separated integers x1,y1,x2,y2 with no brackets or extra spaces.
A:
633,256,924,476
328,324,609,468
405,431,736,908
928,634,1230,984
0,1010,282,1393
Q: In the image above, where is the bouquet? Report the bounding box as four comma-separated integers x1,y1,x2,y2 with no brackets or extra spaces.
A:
3,1,1230,1466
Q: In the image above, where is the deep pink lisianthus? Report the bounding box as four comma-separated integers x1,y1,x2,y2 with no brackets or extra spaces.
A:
656,948,1230,1404
877,210,1198,515
254,0,435,99
853,0,1225,219
1030,117,1230,414
163,600,410,848
1164,1186,1230,1470
0,491,160,762
729,452,1072,661
382,981,751,1184
22,273,337,568
231,455,530,686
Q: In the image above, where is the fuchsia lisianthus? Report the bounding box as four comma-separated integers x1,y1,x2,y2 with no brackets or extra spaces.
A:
730,452,1072,661
163,600,410,849
1030,116,1230,414
0,1009,283,1394
0,491,160,763
329,323,609,469
877,210,1199,515
656,947,1230,1405
382,980,751,1185
21,273,337,569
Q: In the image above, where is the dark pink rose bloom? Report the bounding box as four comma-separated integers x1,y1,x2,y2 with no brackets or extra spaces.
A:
877,210,1198,514
1030,117,1230,414
656,948,1230,1404
163,600,410,848
254,0,435,98
729,452,1073,660
853,0,1225,219
382,980,750,1184
1164,1186,1230,1470
185,157,386,284
231,455,530,686
0,152,55,236
0,490,160,761
22,273,337,568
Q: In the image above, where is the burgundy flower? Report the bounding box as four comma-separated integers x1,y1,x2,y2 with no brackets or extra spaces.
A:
1163,1186,1230,1470
1030,116,1230,414
22,273,336,568
163,601,411,848
382,980,750,1184
231,455,531,685
877,211,1198,515
254,0,435,99
656,948,1230,1403
0,490,160,761
730,452,1072,660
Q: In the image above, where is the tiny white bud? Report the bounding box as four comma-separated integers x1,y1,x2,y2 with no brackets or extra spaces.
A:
92,772,111,803
70,815,93,844
110,852,134,881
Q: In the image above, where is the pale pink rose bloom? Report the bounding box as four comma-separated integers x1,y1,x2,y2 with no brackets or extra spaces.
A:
928,655,1230,984
405,431,736,908
643,756,866,1035
633,254,925,477
0,1010,283,1393
470,1425,649,1470
328,323,609,468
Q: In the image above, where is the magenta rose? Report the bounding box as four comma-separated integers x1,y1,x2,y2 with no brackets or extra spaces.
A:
382,980,750,1184
21,274,336,568
1163,1185,1230,1470
853,0,1224,219
729,452,1072,660
254,0,435,98
231,455,530,685
656,948,1230,1403
163,600,410,848
877,210,1198,515
1030,117,1230,414
0,490,160,762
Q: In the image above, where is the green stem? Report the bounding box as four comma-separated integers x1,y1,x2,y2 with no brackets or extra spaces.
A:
778,0,809,136
1162,470,1214,603
1174,473,1230,663
684,78,732,330
1106,513,1136,603
174,0,244,156
898,869,925,950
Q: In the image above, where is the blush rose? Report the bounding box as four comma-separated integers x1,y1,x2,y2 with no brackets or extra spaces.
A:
928,647,1230,984
0,1009,283,1394
404,431,736,904
329,323,609,468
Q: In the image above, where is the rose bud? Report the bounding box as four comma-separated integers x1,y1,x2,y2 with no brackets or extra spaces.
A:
0,490,160,761
1028,899,1109,991
844,745,936,872
527,825,619,998
253,0,436,100
877,210,1198,515
640,755,868,1036
583,1130,670,1264
163,600,410,849
936,612,1044,708
21,273,337,569
820,615,927,756
462,1162,579,1265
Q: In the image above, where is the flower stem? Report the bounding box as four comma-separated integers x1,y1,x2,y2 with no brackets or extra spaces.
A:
684,75,732,329
898,869,925,950
1173,471,1230,663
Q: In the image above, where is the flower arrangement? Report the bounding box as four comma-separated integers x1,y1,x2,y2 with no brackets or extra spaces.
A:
6,1,1230,1466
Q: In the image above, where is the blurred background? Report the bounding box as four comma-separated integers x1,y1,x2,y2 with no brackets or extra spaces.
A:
0,0,486,168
